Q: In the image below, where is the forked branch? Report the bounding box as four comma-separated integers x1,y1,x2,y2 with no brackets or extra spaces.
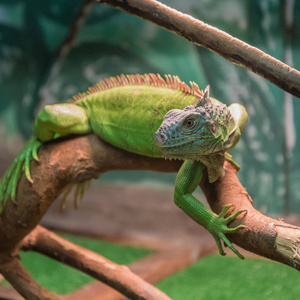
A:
21,225,171,300
0,135,179,299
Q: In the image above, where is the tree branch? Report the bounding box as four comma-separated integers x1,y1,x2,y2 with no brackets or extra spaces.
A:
200,162,300,270
21,225,171,300
0,135,180,255
0,134,299,272
96,0,300,98
0,255,61,300
38,0,94,107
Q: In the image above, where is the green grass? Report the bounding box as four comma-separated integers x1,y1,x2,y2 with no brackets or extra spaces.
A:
4,233,152,295
157,255,300,300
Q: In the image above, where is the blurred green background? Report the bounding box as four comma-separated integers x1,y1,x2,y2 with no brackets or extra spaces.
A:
0,0,299,215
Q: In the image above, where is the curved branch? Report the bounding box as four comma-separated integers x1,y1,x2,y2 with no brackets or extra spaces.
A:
21,225,171,300
0,135,180,254
97,0,300,98
0,134,299,271
200,162,300,270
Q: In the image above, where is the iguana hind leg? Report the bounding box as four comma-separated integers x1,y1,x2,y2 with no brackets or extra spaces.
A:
0,104,92,206
27,103,92,185
0,137,42,204
35,103,92,142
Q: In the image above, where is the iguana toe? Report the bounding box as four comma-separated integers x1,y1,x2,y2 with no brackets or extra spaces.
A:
209,204,247,259
0,137,42,204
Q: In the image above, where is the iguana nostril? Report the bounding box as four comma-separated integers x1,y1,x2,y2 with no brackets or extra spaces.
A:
155,131,166,146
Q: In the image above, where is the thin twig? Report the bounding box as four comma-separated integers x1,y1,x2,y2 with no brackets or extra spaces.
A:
38,0,94,107
97,0,300,98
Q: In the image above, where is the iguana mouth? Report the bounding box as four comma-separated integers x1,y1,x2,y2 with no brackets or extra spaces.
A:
156,136,224,160
155,130,209,150
157,141,200,160
158,140,195,151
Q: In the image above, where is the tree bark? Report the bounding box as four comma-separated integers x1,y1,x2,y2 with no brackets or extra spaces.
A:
97,0,300,98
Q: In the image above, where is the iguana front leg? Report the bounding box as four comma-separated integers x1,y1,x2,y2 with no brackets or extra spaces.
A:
174,160,246,259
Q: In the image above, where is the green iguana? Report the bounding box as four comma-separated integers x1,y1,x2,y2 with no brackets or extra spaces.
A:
0,73,248,258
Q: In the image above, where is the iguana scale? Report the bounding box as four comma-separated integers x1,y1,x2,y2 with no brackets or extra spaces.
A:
0,73,248,258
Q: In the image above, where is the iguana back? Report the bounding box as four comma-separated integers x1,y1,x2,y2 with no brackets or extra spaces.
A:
0,74,206,203
72,74,202,157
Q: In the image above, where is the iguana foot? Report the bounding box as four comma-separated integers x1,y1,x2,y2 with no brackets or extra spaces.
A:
0,137,42,202
208,204,247,259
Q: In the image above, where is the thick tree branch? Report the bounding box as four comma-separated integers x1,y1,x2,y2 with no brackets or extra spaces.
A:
0,135,180,255
0,134,299,272
21,225,171,300
96,0,300,98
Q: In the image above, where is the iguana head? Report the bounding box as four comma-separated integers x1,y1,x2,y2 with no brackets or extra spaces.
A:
155,86,237,161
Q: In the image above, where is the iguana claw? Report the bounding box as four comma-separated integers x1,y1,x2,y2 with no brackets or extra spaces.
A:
208,204,247,259
0,137,42,203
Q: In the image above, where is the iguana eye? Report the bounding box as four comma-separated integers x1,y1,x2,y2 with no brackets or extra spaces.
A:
185,118,194,127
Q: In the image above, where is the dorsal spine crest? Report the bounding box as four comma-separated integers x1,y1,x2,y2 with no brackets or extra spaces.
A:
68,73,205,103
195,85,211,108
